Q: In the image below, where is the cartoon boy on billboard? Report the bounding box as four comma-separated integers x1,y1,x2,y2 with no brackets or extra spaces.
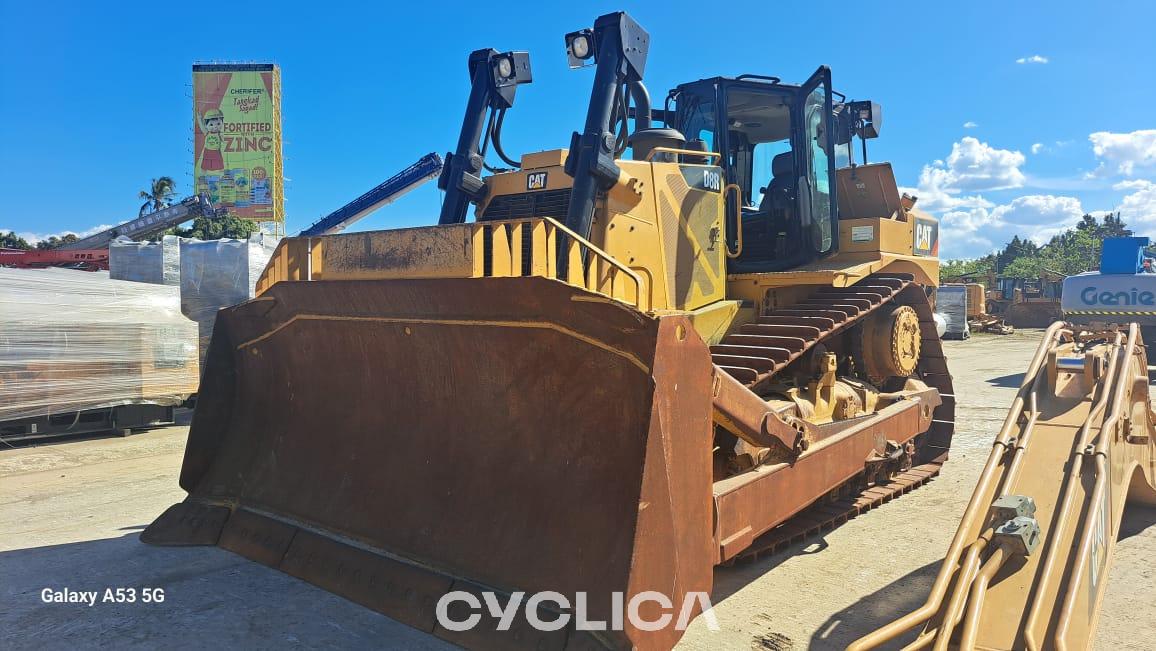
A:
198,108,226,174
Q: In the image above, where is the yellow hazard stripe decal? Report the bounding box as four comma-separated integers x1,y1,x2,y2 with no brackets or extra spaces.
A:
1066,310,1156,315
234,313,652,374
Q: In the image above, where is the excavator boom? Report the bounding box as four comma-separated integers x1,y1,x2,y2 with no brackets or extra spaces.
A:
852,322,1156,650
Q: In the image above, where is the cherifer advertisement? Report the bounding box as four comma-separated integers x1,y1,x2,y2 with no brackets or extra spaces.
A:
193,64,283,228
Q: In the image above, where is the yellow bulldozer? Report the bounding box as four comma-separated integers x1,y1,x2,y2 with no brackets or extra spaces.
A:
144,12,955,649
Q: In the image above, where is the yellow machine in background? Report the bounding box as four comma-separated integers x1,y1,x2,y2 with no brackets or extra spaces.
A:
146,12,954,650
951,270,1066,328
962,282,1016,335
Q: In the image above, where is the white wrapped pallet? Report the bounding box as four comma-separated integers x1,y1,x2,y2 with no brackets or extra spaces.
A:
0,268,200,423
109,235,182,285
937,284,970,340
180,234,278,364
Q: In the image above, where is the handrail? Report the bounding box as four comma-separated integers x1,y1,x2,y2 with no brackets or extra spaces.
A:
255,236,319,297
725,183,743,259
539,218,645,309
254,217,649,312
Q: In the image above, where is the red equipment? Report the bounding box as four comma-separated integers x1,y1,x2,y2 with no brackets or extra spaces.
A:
0,248,110,271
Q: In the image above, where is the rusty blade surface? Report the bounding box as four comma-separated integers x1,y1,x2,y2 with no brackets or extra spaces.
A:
143,276,713,650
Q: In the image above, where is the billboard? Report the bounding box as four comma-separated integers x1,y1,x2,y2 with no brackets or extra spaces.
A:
193,64,283,233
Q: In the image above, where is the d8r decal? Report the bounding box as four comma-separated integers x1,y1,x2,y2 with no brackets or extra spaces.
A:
679,166,724,193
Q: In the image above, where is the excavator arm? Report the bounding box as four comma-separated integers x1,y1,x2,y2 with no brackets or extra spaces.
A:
852,321,1156,650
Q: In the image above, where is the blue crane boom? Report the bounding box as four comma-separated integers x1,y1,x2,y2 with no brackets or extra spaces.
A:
299,152,444,237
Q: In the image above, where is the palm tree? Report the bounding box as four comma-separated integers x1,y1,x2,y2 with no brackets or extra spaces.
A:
139,177,176,216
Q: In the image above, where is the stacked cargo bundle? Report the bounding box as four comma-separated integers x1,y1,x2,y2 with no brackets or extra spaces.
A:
109,235,182,285
936,284,971,340
0,267,200,440
179,234,277,365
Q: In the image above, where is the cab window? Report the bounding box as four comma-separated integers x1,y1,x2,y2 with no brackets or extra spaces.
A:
725,89,791,208
682,99,716,153
751,140,791,207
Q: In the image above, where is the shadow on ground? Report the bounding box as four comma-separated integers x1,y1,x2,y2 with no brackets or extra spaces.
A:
706,536,935,649
6,513,1153,650
711,537,829,604
1120,504,1156,540
782,504,1156,650
0,409,193,451
0,533,451,650
987,372,1025,388
805,560,938,649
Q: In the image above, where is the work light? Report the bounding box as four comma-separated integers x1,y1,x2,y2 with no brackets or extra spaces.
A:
490,52,529,89
495,56,513,80
565,29,595,68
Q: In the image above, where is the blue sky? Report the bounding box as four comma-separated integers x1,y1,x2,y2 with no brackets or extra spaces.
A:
2,0,1153,259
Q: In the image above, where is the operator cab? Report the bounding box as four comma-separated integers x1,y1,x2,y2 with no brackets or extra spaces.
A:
667,67,846,273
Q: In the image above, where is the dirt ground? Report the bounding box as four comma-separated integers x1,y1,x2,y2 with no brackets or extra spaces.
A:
1,329,1153,650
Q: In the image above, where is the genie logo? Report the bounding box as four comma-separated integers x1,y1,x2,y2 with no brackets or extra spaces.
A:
1080,286,1156,306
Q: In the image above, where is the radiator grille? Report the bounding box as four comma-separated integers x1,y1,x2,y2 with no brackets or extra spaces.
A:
481,189,571,221
481,189,571,276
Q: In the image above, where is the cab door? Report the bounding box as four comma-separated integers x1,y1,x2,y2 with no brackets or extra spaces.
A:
792,66,838,258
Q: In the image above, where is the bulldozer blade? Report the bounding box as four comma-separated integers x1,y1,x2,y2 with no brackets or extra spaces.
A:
142,277,715,650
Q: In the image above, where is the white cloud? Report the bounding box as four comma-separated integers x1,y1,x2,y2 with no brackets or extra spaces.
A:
1113,179,1156,227
993,195,1086,243
912,137,1025,210
938,195,1086,258
947,138,1027,191
993,195,1084,226
937,183,1156,259
1016,55,1049,64
1,224,113,246
963,121,979,129
900,137,1026,221
1088,130,1156,176
1115,179,1152,191
912,134,1156,259
900,180,993,217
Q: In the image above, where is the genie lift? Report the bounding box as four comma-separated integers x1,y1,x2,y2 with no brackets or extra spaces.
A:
1062,236,1156,333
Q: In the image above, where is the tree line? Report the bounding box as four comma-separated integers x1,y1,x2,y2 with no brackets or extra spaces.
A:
1,231,82,250
941,213,1134,280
